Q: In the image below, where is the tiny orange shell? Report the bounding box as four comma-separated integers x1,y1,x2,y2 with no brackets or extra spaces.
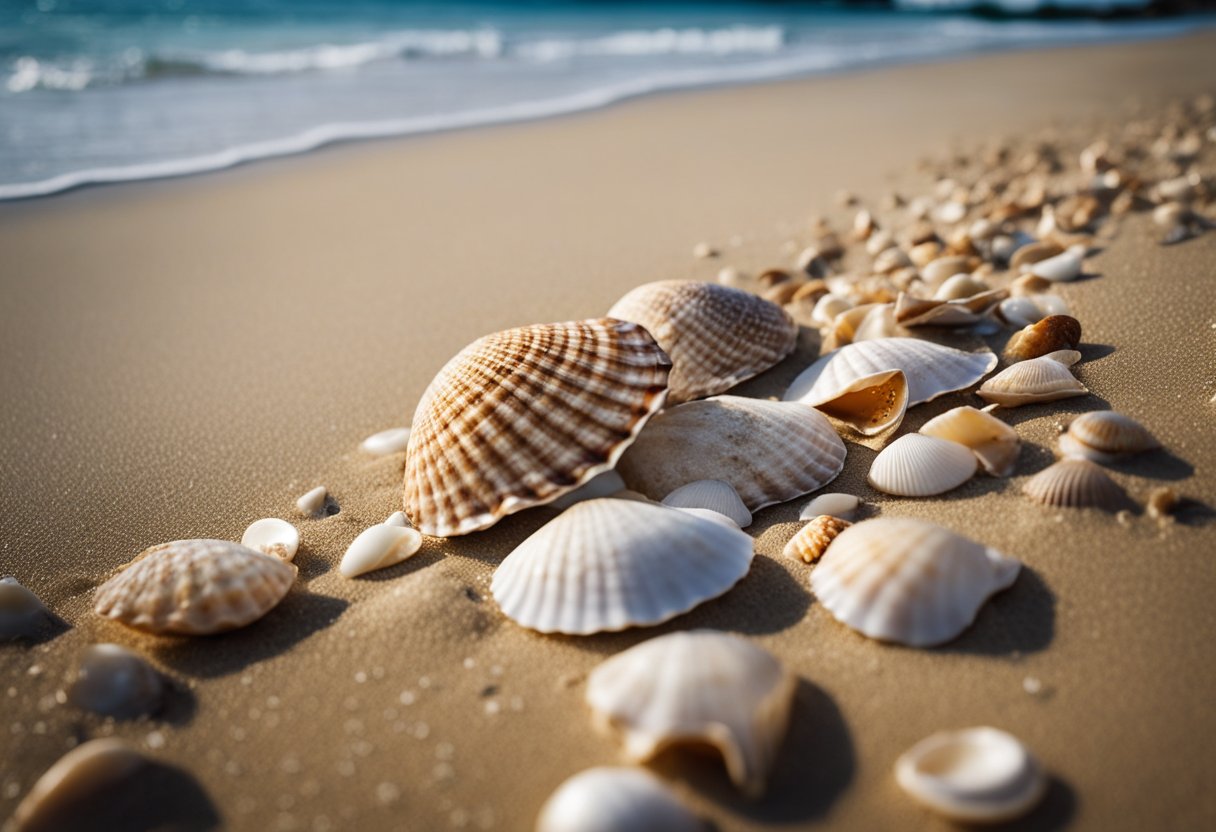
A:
783,516,852,564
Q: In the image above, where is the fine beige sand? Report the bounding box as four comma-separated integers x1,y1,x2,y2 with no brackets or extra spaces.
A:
2,32,1215,832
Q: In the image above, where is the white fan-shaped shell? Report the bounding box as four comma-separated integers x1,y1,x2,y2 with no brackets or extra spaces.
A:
896,727,1047,823
93,540,296,635
67,644,164,719
616,397,846,511
12,739,151,832
240,518,299,562
340,524,424,578
585,631,796,796
800,493,860,520
491,499,753,635
785,338,997,408
1022,459,1130,511
920,406,1020,477
1060,411,1160,463
661,480,752,528
810,518,1021,647
868,434,978,496
977,350,1086,406
536,767,707,832
1,577,55,640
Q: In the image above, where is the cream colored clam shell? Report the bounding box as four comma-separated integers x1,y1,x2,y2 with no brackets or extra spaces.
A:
240,518,299,562
404,319,671,537
785,338,997,409
67,644,164,720
1060,411,1160,463
93,539,296,635
810,518,1020,647
607,280,797,404
661,480,752,528
585,630,796,797
616,397,846,511
868,434,978,497
536,767,707,832
340,524,423,578
895,727,1047,823
920,406,1020,477
491,499,753,635
977,350,1087,407
1022,459,1130,512
11,739,151,832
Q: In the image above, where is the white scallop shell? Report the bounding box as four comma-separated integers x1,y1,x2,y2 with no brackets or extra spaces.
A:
67,644,164,719
868,434,978,496
585,631,796,796
295,485,328,517
661,480,752,528
11,739,151,832
1059,411,1160,463
785,338,997,408
977,350,1087,407
340,524,424,578
1,577,55,640
240,518,299,562
360,426,411,456
810,518,1020,647
616,397,846,511
896,727,1047,823
800,493,860,520
549,470,627,510
491,499,753,635
1022,459,1130,512
920,406,1020,477
536,767,707,832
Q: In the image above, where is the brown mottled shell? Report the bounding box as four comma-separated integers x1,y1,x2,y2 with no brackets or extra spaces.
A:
784,515,852,563
403,319,671,537
1022,459,1131,512
607,281,798,404
616,396,847,511
1003,315,1082,363
94,540,296,635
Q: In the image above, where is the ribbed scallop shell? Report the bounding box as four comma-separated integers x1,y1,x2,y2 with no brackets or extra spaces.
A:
868,434,978,496
784,338,997,408
1022,459,1130,511
1060,411,1160,463
585,630,796,797
920,406,1020,477
810,518,1021,647
536,768,708,832
93,540,296,635
491,499,753,635
403,319,671,537
661,480,752,528
977,350,1087,407
607,280,797,404
784,515,852,563
615,397,846,511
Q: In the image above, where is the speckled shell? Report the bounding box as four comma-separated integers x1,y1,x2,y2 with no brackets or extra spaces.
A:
67,644,164,719
616,397,846,511
977,350,1087,407
536,767,708,832
868,434,978,497
661,480,753,528
403,319,671,537
1022,459,1131,511
920,406,1020,477
585,631,796,796
491,499,753,635
810,518,1020,647
11,739,150,832
784,515,852,563
93,540,296,635
607,280,797,404
1060,411,1160,463
785,338,997,408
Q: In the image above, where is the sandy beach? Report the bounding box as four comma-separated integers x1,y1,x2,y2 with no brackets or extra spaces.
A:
2,30,1216,831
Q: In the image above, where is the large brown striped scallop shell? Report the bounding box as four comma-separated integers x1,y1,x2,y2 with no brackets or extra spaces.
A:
403,319,671,537
607,280,798,404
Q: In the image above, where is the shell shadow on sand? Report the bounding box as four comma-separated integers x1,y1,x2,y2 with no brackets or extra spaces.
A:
986,776,1079,832
938,565,1056,658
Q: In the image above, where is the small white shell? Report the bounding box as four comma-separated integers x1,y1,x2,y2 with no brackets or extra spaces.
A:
920,406,1020,477
586,631,796,796
360,427,411,456
384,511,409,527
661,480,752,528
340,524,423,578
240,518,299,562
549,470,627,510
1059,411,1160,463
1029,248,1083,282
67,644,164,719
934,274,990,301
1,577,55,640
921,256,975,285
11,739,151,832
895,727,1047,823
977,351,1087,407
295,486,329,517
868,434,978,497
536,767,707,832
800,493,860,520
812,293,853,326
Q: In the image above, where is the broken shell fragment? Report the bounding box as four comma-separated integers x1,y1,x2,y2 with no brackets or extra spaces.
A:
800,493,860,520
1023,459,1131,512
1003,315,1082,363
868,434,978,497
1059,411,1160,463
920,406,1020,477
295,486,329,518
784,515,852,563
67,644,164,719
977,350,1087,407
0,577,56,641
340,524,423,578
661,480,752,529
240,518,299,562
360,427,411,456
536,767,708,832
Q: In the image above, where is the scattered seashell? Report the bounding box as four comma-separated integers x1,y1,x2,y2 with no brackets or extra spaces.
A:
921,256,977,285
491,500,753,635
661,480,752,528
608,281,797,404
868,434,978,497
1009,240,1063,273
585,631,795,796
866,229,895,256
812,292,853,327
295,485,329,518
549,469,628,510
1023,459,1131,512
0,577,56,641
790,279,829,305
340,524,423,578
94,539,296,635
11,739,152,832
977,350,1087,407
1010,273,1053,296
404,319,669,537
1003,315,1082,362
717,266,751,292
874,247,912,274
934,200,967,224
894,289,1006,328
920,406,1020,477
800,493,860,520
360,427,411,456
853,208,876,240
933,273,989,301
762,282,800,305
896,727,1047,823
797,368,909,437
810,518,1020,646
784,515,852,563
848,304,906,344
240,518,299,562
692,242,717,259
535,767,707,832
384,511,408,527
796,246,832,278
1029,247,1083,283
1147,487,1179,521
67,644,164,719
1058,411,1160,463
909,241,942,268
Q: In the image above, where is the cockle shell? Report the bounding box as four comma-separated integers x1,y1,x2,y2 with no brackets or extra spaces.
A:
491,499,753,635
977,350,1087,407
805,369,909,437
920,406,1020,477
784,515,852,563
1030,248,1084,282
1003,315,1081,363
868,434,978,496
11,739,151,832
94,540,296,635
607,281,797,404
810,518,1020,647
404,319,670,537
1022,459,1131,511
240,518,299,562
340,524,423,578
67,644,164,719
360,427,411,456
800,493,860,520
616,397,846,511
785,338,997,408
536,768,707,832
896,727,1046,823
1059,411,1160,463
661,480,752,528
585,631,796,796
0,577,55,640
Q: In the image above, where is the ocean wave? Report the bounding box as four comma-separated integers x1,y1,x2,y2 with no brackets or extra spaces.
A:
515,26,785,63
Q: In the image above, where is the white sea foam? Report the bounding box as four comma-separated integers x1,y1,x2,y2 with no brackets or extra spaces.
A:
516,26,785,63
